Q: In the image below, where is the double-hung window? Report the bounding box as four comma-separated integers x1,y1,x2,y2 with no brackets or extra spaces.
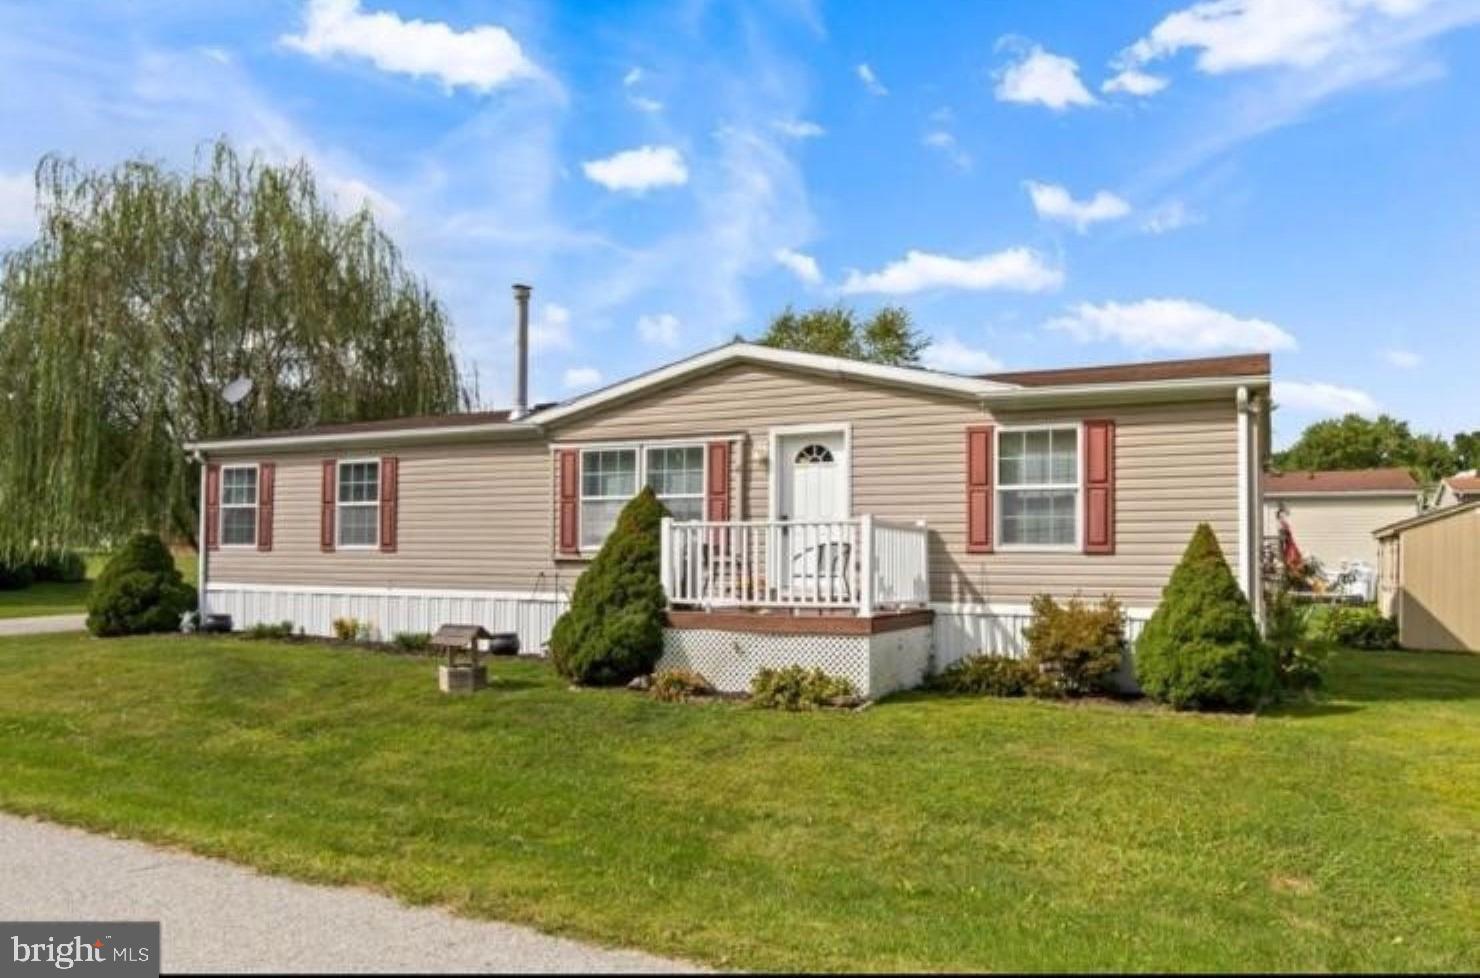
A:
578,443,707,550
998,427,1079,548
645,446,704,521
220,465,258,547
580,449,637,550
337,460,380,548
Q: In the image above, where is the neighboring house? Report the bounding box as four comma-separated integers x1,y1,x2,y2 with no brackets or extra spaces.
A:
1375,501,1480,652
185,311,1271,697
1430,470,1480,509
1262,468,1420,574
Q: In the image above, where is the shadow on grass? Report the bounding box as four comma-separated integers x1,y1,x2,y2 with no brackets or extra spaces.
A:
1328,649,1480,704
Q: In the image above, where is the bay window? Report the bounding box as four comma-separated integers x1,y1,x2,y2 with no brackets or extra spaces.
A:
998,427,1079,548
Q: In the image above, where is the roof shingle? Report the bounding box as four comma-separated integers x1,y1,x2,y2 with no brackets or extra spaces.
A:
1263,467,1419,494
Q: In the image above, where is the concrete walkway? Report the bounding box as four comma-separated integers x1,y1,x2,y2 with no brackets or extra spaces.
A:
0,613,86,636
0,814,703,974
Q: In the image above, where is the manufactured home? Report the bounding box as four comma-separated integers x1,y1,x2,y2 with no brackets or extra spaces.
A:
1263,468,1420,575
186,294,1272,696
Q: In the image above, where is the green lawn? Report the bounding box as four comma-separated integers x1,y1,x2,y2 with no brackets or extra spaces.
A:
0,636,1474,972
0,551,197,620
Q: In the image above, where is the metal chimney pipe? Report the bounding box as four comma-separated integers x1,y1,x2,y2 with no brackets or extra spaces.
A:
512,283,531,417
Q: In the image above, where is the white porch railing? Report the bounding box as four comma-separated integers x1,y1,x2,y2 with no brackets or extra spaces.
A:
660,515,930,615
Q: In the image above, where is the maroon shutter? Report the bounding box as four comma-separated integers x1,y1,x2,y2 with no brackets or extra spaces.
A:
966,425,994,554
705,441,731,521
557,449,580,554
1083,420,1116,554
257,462,275,552
320,461,336,552
379,456,398,553
205,463,221,551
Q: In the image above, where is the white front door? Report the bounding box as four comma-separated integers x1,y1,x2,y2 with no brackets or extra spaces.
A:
775,430,849,599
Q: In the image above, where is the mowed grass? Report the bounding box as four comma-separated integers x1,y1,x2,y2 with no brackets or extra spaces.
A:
0,635,1474,972
0,551,196,620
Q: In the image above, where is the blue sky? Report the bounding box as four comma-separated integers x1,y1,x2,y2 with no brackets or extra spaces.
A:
2,0,1478,446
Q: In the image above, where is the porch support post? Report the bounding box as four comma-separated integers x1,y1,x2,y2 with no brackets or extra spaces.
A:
659,516,674,604
858,513,875,617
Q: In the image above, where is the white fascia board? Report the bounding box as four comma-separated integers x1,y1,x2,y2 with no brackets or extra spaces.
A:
531,342,1012,426
185,421,539,455
980,374,1270,409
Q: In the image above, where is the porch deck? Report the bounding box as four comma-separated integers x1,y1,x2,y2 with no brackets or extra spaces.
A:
659,515,930,617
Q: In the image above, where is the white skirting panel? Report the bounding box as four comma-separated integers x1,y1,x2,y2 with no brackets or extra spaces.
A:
931,605,1153,692
205,584,568,656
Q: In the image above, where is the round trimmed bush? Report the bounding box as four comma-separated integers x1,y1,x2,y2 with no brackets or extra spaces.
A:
1135,523,1274,711
548,488,667,685
86,532,196,637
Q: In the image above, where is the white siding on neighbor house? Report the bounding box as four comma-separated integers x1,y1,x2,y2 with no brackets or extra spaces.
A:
1264,494,1418,571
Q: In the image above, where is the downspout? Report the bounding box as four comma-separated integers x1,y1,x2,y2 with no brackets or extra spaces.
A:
193,449,207,617
1236,386,1254,611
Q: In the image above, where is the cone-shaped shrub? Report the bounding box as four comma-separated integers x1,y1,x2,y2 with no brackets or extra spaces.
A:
549,488,667,685
1135,523,1274,710
86,532,196,637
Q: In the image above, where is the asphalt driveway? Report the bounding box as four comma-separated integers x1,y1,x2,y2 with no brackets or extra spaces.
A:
0,814,702,974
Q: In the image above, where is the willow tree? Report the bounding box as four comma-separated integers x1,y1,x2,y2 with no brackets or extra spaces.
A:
0,139,467,554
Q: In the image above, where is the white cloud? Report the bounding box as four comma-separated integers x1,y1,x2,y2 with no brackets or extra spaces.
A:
0,171,36,239
1382,348,1422,368
922,336,1004,375
773,119,825,139
922,130,972,171
1140,200,1202,234
774,247,822,285
993,43,1097,110
628,94,664,113
1024,181,1131,232
637,312,680,347
1275,379,1380,415
840,247,1063,296
321,173,403,222
1102,67,1169,95
1122,0,1422,76
281,0,539,93
582,145,689,193
562,366,602,389
623,66,643,87
1046,298,1298,352
856,62,888,95
530,303,573,352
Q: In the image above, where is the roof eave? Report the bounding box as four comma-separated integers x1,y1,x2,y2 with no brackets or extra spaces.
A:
185,421,541,455
979,373,1270,408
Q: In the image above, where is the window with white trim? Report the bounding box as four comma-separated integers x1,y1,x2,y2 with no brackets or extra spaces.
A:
646,446,704,522
578,443,707,550
337,460,380,548
998,427,1079,547
220,465,258,547
580,449,636,550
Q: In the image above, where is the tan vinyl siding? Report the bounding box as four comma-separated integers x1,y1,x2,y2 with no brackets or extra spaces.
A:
1263,495,1417,571
1387,507,1480,652
208,362,1243,608
553,363,1239,606
209,440,560,593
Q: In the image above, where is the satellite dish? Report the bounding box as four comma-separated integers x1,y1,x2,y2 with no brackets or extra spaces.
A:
222,377,254,406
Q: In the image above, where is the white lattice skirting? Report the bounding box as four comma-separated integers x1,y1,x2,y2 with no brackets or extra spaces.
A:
205,584,568,656
659,626,932,699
